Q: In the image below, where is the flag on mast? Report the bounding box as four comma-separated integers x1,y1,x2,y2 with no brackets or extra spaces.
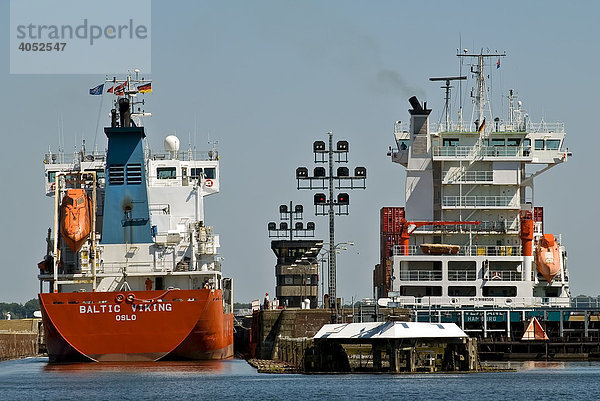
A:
477,118,486,133
137,82,152,93
114,81,127,95
89,84,104,95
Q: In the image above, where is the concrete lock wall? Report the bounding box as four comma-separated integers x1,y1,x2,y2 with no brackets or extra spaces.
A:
0,319,42,360
0,333,38,360
255,309,332,360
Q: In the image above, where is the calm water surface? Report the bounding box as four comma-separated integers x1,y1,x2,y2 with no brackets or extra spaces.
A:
1,358,599,400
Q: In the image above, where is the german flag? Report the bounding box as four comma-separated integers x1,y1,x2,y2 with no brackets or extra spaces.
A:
477,118,486,133
137,82,152,93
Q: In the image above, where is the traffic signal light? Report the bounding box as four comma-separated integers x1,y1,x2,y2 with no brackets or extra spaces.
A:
314,167,326,177
314,193,326,205
337,166,349,177
337,193,349,205
296,167,308,178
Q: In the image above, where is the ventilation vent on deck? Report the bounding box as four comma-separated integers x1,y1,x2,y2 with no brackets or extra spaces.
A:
127,164,142,184
108,164,125,185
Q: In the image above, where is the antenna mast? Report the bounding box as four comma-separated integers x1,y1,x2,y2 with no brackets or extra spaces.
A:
429,76,466,131
457,50,505,132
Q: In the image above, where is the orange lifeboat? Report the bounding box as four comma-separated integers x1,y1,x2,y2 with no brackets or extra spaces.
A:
536,234,561,282
60,188,92,252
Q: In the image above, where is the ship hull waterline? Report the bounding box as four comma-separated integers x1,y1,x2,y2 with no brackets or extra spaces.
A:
40,289,233,362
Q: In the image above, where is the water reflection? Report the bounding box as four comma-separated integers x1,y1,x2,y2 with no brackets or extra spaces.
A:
520,361,566,370
44,359,231,375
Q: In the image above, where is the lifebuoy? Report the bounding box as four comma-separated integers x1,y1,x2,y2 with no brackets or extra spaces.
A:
126,293,135,303
115,294,124,303
205,179,213,187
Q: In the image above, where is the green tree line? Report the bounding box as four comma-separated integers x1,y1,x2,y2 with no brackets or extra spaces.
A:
0,299,40,319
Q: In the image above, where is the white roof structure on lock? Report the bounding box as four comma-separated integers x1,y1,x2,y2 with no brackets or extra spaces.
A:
314,321,468,340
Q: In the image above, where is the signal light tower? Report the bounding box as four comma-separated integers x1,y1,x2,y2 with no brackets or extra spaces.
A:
296,132,366,308
267,202,322,308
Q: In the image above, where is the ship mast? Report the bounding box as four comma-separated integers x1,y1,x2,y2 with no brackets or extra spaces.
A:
429,76,466,131
457,50,505,133
105,69,152,127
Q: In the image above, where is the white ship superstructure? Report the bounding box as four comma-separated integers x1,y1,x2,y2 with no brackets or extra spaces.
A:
386,51,571,309
39,74,229,297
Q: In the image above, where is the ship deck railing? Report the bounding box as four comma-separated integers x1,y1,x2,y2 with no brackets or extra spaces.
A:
146,149,218,161
43,149,218,165
433,145,529,158
429,121,564,134
442,170,494,183
98,261,221,274
448,271,477,281
392,245,523,257
394,120,564,136
411,220,517,234
396,270,522,282
485,270,523,281
387,296,571,309
397,270,443,281
442,195,519,208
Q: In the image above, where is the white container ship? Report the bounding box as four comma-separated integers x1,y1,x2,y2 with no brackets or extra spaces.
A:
381,50,571,310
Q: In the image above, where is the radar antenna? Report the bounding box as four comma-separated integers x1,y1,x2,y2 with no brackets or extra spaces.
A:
429,76,466,131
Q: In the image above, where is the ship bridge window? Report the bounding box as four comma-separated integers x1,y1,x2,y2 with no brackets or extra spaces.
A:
47,171,56,183
190,168,203,178
190,167,216,179
443,138,459,147
491,138,505,147
108,164,125,185
84,169,106,180
126,164,142,184
507,138,521,146
546,139,560,150
534,139,545,150
157,167,176,179
204,168,216,179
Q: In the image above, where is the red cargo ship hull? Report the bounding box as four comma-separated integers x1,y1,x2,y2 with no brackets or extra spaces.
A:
40,289,233,362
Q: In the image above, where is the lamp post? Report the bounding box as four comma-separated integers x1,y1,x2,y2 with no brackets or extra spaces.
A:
296,132,366,309
318,241,355,309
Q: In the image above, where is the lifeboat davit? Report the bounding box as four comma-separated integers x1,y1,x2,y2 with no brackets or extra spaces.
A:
536,234,561,282
60,189,92,252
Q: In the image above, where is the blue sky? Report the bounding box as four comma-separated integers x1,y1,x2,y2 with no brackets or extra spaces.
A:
1,0,599,303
